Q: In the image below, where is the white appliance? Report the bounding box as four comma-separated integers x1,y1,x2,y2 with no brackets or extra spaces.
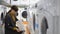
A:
35,0,60,34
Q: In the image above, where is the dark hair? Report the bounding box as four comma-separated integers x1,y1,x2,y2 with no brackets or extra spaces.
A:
11,5,18,12
7,10,11,13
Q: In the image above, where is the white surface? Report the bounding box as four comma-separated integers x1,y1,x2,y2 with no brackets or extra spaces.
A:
16,21,25,31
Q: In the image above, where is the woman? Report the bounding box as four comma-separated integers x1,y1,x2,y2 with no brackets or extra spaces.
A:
5,5,23,34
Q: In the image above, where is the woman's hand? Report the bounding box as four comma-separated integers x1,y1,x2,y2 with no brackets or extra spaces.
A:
13,27,20,32
16,28,20,32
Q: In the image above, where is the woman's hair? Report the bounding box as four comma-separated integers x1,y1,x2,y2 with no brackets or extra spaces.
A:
8,5,18,13
11,5,18,12
8,10,11,13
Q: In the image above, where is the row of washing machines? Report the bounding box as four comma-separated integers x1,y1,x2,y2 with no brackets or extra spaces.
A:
0,0,60,34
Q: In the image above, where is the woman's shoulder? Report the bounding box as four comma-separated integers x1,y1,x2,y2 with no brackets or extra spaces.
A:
5,14,11,18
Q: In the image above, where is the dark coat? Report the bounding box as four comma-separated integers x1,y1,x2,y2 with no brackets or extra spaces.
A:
5,14,23,34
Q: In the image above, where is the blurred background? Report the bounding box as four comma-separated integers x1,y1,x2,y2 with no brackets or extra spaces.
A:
0,0,60,34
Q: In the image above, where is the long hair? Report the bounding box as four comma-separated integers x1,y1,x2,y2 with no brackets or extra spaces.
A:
7,10,11,14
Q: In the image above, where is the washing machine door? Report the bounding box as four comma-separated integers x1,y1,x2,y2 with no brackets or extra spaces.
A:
22,11,27,18
41,17,48,34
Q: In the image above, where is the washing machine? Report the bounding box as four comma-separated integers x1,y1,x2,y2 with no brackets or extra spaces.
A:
33,0,60,34
0,5,7,34
36,9,54,34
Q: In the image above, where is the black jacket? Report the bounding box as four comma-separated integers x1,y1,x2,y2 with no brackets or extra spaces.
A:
5,14,18,34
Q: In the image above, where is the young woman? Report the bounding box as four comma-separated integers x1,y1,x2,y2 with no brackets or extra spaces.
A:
5,5,23,34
